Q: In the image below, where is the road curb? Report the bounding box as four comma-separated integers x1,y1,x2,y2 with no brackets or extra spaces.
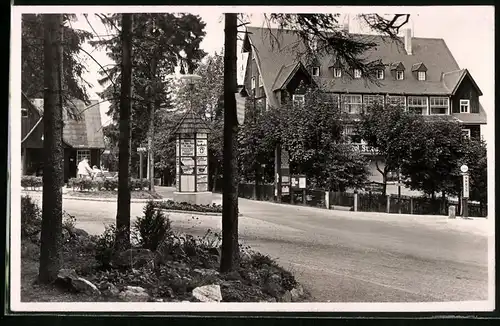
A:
157,208,243,217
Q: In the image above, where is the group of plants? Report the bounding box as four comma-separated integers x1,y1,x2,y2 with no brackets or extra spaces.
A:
21,196,306,302
67,177,150,192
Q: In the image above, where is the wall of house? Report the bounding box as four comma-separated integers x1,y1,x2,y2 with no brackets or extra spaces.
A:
462,124,481,140
451,75,480,114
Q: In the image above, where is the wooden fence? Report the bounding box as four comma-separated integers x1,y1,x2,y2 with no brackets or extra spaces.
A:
215,182,488,218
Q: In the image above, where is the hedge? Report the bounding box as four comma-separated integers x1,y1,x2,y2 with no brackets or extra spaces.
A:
68,177,149,192
153,199,224,213
21,176,43,190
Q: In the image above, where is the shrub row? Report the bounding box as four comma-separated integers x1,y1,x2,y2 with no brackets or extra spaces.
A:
21,176,43,190
153,199,223,213
68,177,149,192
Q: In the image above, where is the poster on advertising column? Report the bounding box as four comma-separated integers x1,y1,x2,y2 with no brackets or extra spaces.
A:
196,139,208,156
180,139,195,156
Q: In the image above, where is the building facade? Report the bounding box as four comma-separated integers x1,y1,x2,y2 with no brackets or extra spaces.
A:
242,26,487,187
21,95,106,183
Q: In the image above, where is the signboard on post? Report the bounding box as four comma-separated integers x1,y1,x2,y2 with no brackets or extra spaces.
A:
236,90,246,125
180,139,195,156
463,174,470,199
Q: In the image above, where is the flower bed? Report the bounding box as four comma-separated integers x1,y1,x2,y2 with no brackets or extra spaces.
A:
153,200,224,214
68,177,149,192
21,176,43,190
21,197,308,303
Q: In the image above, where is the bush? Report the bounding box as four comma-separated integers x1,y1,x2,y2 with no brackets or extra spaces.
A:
63,211,77,230
92,224,117,268
133,201,172,251
21,195,41,238
130,178,149,191
103,178,118,191
21,176,43,190
198,229,222,249
68,178,94,191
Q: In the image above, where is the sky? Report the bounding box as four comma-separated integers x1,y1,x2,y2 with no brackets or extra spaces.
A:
65,6,494,132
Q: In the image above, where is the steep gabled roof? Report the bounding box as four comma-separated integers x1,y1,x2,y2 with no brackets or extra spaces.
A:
245,26,463,96
442,68,483,96
30,98,105,148
271,61,313,91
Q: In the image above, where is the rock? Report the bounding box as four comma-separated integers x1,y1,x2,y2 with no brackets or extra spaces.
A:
118,286,150,302
192,284,222,302
290,285,305,302
111,248,155,269
56,269,100,295
99,282,120,296
281,290,292,302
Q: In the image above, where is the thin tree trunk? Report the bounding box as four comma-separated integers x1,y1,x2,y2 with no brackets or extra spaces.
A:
39,14,63,284
148,56,157,192
115,13,133,252
212,166,218,192
220,13,239,273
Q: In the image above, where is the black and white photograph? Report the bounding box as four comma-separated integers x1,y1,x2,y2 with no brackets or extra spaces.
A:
8,5,494,313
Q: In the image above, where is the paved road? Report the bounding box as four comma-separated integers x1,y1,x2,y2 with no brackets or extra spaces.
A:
24,188,490,302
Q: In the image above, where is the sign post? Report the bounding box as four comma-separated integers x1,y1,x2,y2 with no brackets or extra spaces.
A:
461,164,470,219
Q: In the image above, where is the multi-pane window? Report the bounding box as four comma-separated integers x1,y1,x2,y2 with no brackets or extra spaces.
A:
363,95,384,108
77,150,91,163
258,75,263,87
460,99,470,113
354,69,362,79
386,95,406,109
429,97,449,115
312,67,320,76
251,77,256,89
341,94,363,114
333,68,342,78
418,71,426,81
396,70,404,80
462,129,471,139
377,69,384,80
407,96,428,115
292,94,305,108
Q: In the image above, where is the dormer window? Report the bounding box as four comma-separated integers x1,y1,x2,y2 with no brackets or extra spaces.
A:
354,69,362,79
418,71,426,81
396,71,404,80
312,67,320,77
333,68,342,78
377,70,384,80
21,108,28,117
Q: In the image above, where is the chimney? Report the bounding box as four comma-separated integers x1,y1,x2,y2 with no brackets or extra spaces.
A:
404,28,412,55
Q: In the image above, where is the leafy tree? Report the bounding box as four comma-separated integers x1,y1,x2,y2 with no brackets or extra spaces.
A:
400,120,468,199
92,13,207,178
278,86,369,191
22,14,93,105
358,103,424,195
454,138,487,206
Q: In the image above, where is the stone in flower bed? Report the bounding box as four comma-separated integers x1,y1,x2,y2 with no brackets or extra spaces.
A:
153,200,224,214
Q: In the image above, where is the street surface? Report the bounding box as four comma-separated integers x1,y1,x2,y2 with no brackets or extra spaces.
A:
23,188,490,302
